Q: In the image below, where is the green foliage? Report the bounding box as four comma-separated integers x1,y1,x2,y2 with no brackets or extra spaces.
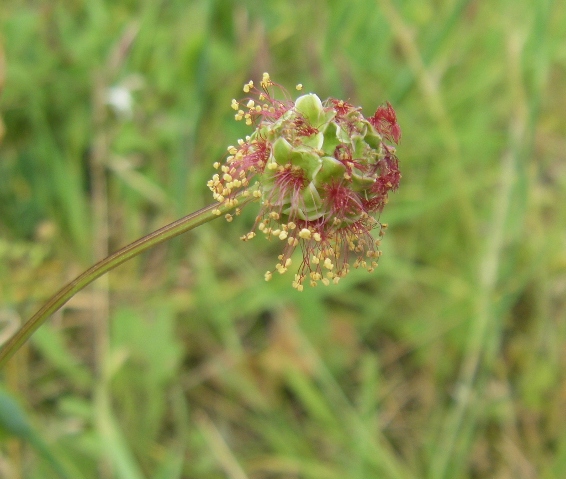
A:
1,0,566,477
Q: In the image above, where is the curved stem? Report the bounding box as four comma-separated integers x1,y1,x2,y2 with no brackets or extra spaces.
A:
0,196,254,368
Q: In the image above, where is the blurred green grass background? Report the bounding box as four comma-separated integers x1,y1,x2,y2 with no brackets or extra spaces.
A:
1,0,565,477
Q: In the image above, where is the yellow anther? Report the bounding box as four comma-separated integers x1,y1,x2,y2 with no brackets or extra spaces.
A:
264,271,272,282
296,83,303,91
299,228,311,239
212,208,221,216
278,231,288,240
225,214,233,222
231,99,239,110
246,99,255,108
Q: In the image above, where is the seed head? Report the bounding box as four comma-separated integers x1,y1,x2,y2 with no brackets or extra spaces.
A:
208,74,401,290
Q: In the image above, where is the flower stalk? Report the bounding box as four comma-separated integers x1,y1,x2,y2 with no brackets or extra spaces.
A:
0,195,254,368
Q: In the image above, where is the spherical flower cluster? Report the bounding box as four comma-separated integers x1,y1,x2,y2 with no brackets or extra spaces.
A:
207,73,401,290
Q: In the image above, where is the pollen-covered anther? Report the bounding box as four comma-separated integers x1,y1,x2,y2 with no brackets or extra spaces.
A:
288,237,299,246
261,72,271,89
298,228,311,240
243,80,253,93
264,271,272,281
323,258,334,270
292,275,305,291
225,214,233,222
322,278,330,286
253,190,262,198
275,263,287,274
231,99,239,110
212,208,221,216
313,232,321,242
278,231,288,240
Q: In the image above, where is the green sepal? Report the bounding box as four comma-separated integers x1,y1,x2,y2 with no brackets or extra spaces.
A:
313,156,347,187
352,135,368,159
321,121,341,156
272,137,293,165
300,131,324,149
351,169,375,192
364,123,382,150
289,147,322,181
295,93,324,126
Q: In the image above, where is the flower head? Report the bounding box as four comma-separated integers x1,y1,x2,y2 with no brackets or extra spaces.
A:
207,73,401,290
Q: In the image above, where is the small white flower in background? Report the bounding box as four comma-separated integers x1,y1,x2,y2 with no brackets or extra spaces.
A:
106,86,133,118
105,74,144,119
